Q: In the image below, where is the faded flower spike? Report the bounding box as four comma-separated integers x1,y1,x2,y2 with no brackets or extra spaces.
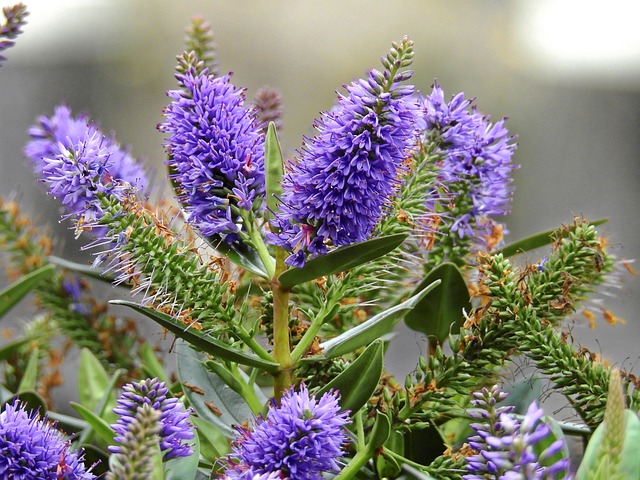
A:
160,71,266,244
224,386,350,479
25,105,148,194
464,388,569,480
110,378,195,460
421,83,517,250
0,401,96,479
271,37,422,267
0,3,28,66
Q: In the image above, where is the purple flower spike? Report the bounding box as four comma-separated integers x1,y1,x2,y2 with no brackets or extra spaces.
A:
224,386,350,480
159,72,265,242
271,42,421,267
0,401,96,479
422,83,517,249
110,378,194,460
25,105,148,194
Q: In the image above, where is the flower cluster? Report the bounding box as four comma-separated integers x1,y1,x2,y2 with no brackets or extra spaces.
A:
224,386,350,479
0,401,95,479
464,386,569,479
110,377,194,460
25,105,147,228
270,38,422,267
421,83,517,249
159,72,265,243
0,3,28,66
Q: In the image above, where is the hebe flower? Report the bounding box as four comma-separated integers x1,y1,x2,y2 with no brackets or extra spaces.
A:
464,386,569,480
271,38,422,267
110,378,194,460
421,83,517,248
25,105,148,194
0,401,95,479
159,71,265,243
224,386,350,479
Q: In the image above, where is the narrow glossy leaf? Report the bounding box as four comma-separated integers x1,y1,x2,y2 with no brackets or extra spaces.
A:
191,415,229,460
17,347,39,393
404,263,470,343
78,348,112,413
176,340,266,438
48,256,116,284
0,264,54,318
7,390,47,414
534,416,570,479
278,233,408,289
318,340,384,414
319,280,440,359
369,411,391,450
203,234,270,278
69,402,115,445
164,433,200,480
495,218,608,258
110,300,279,372
265,122,284,219
47,410,88,433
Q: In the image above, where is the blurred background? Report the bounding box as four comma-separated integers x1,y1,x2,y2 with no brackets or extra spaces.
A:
1,0,639,413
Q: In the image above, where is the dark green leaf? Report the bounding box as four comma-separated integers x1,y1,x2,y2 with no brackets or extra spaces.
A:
110,300,279,372
0,264,55,319
404,263,470,343
0,337,36,362
69,402,115,445
191,415,229,459
17,347,38,393
5,390,47,414
203,235,270,278
377,430,404,478
80,445,110,476
503,376,543,415
369,411,391,450
265,122,284,219
319,280,440,359
176,340,266,438
398,465,439,480
535,415,570,479
318,340,384,414
495,218,608,258
48,255,116,284
278,233,408,289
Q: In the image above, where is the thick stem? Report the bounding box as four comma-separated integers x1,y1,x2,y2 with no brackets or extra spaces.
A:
272,246,293,400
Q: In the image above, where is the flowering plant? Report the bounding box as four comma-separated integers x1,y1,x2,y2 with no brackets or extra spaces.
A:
1,6,640,480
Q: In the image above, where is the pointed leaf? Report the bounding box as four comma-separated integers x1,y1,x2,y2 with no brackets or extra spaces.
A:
318,340,384,414
176,340,266,438
78,349,114,416
69,402,116,445
17,347,39,393
265,122,284,219
369,411,391,450
139,343,170,385
278,233,408,289
110,300,279,372
191,415,229,460
404,263,470,342
495,218,608,257
48,256,116,284
6,390,47,414
0,264,55,318
203,234,270,278
319,280,440,359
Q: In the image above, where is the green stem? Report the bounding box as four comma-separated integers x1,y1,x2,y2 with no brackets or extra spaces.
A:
272,246,293,400
334,448,374,480
355,409,366,451
290,298,338,364
241,210,275,278
231,363,264,414
235,326,276,363
383,448,433,471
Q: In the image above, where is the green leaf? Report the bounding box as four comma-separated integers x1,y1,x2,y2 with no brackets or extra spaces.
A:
318,280,440,359
0,337,36,362
150,443,164,480
318,340,384,414
17,347,38,393
398,465,439,480
377,430,404,478
110,300,279,372
404,263,470,343
503,376,544,415
577,409,640,480
69,402,116,445
369,411,391,450
78,348,114,415
191,415,229,460
175,340,266,438
203,234,270,278
495,218,608,258
265,122,284,219
534,416,570,479
164,432,200,480
278,233,408,289
48,256,116,284
0,264,54,319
